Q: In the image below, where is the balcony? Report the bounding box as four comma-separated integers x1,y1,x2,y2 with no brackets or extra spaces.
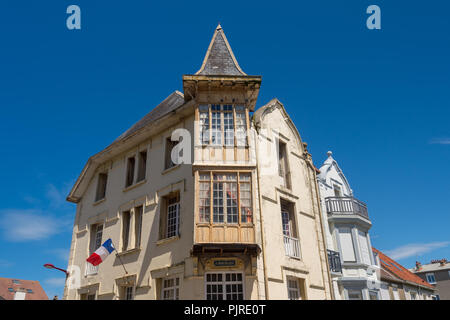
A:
325,196,370,221
85,262,98,276
283,235,301,259
327,249,342,274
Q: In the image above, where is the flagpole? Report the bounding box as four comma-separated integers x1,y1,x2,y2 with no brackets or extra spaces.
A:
111,240,128,275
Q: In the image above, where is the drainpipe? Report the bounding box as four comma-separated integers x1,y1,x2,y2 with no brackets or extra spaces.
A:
253,125,269,300
308,158,335,300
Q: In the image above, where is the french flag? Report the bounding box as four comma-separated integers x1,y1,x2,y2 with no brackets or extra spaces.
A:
86,239,115,266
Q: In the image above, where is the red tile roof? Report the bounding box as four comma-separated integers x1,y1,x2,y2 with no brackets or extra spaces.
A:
0,277,48,300
372,248,434,289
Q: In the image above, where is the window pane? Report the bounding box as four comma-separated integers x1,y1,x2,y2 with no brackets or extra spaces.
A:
199,106,210,145
167,203,180,238
226,182,238,223
240,180,252,223
213,182,224,223
211,106,222,145
199,182,210,223
224,111,234,146
235,111,247,146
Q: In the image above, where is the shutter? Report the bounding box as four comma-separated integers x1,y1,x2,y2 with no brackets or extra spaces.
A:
339,228,356,262
358,230,371,265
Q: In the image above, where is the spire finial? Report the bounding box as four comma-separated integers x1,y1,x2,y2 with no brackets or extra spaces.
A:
327,151,333,157
216,23,222,30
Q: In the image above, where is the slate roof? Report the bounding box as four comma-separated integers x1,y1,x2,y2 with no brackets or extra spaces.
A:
114,91,185,143
373,248,434,289
0,277,48,300
195,24,247,76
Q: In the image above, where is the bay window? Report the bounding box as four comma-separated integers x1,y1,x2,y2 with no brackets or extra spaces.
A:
198,172,252,224
198,104,248,147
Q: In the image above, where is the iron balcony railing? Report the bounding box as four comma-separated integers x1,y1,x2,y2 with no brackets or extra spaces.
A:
325,196,369,220
327,249,342,273
283,235,301,259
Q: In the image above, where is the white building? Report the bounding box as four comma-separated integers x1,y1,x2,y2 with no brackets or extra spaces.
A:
317,151,379,300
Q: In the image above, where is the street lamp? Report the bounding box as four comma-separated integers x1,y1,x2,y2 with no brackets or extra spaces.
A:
43,263,69,276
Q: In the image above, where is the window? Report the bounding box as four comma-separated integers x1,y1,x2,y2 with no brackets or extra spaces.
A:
166,196,180,238
410,292,417,300
426,273,436,284
348,289,363,300
165,137,178,169
122,210,131,251
278,141,291,189
90,224,103,254
95,172,108,201
8,288,14,292
80,293,96,300
135,206,143,248
125,156,135,187
281,200,300,258
199,173,211,223
369,290,379,300
122,286,134,300
206,273,243,300
333,184,342,197
392,286,400,300
137,151,147,182
121,206,143,252
198,172,252,224
199,105,210,145
338,227,356,262
12,280,20,284
87,294,96,300
211,104,223,145
162,277,180,300
433,295,440,300
287,278,302,300
235,105,247,147
26,289,33,294
197,104,248,147
358,230,372,265
159,193,180,240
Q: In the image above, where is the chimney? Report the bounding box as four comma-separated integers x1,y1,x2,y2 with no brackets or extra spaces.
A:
440,259,447,266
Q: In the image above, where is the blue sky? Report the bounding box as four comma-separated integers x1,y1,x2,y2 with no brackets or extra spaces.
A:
0,1,449,298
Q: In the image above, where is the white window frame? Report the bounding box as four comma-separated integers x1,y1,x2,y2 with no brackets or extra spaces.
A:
426,272,436,284
204,272,244,300
161,276,180,300
166,202,180,239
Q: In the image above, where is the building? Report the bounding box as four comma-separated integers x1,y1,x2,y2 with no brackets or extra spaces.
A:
0,278,48,300
373,248,435,300
410,259,450,300
317,151,378,300
64,25,332,300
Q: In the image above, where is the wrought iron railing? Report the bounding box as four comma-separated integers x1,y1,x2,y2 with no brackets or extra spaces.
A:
283,235,301,259
327,249,342,273
325,196,369,220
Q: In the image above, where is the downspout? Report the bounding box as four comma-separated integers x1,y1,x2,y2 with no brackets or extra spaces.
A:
253,124,269,300
307,158,335,300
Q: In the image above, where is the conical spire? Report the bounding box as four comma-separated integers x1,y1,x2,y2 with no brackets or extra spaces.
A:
195,24,247,76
